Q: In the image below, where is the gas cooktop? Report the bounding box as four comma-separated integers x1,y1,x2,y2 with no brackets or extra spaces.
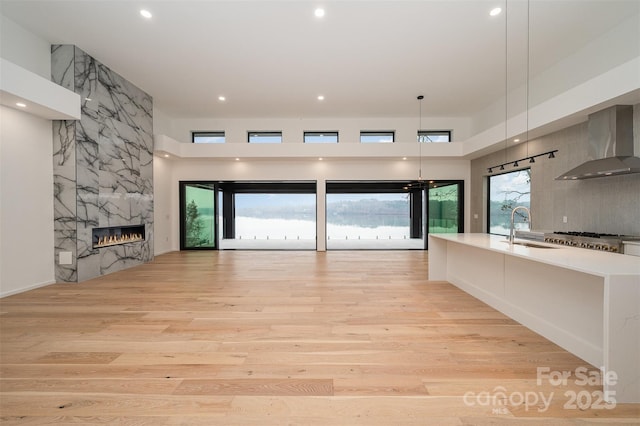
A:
543,231,640,253
553,231,627,238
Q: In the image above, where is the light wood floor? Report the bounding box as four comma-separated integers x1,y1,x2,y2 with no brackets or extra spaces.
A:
1,251,638,425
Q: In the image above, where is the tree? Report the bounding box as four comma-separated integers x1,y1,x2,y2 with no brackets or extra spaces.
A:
488,169,532,234
185,200,204,246
499,169,531,220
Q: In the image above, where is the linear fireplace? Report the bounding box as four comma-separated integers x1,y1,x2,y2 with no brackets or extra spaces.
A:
92,225,145,249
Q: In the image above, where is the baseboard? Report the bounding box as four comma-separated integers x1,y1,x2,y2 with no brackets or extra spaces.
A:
0,279,57,298
154,248,177,256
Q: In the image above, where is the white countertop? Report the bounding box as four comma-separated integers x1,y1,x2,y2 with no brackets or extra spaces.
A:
430,233,640,278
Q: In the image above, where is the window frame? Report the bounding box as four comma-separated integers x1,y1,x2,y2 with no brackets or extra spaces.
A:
486,168,531,237
192,131,226,144
248,131,283,144
418,130,452,143
179,181,218,250
304,131,339,144
359,131,395,143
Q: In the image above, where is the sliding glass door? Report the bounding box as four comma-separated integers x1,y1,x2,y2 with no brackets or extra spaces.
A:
425,181,464,249
217,181,317,250
325,181,423,250
325,180,464,250
428,182,462,234
177,180,462,251
180,182,216,249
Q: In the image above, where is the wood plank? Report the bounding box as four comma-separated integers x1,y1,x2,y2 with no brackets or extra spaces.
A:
1,250,638,423
0,378,182,395
0,417,169,426
0,393,232,416
173,378,333,396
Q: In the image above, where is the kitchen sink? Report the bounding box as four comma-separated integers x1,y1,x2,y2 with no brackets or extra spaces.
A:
501,240,558,249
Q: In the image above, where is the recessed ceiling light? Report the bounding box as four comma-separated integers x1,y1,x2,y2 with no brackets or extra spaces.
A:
218,96,226,101
489,7,502,16
402,157,407,160
16,102,27,107
163,154,169,158
235,158,240,161
314,8,325,18
513,138,520,142
317,95,324,101
318,157,323,161
140,9,152,19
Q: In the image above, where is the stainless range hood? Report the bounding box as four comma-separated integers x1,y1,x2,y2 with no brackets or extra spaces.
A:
556,105,639,180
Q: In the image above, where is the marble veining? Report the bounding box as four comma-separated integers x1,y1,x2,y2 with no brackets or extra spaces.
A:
52,45,153,282
50,45,74,91
53,120,75,167
74,48,98,108
98,63,153,137
53,175,78,229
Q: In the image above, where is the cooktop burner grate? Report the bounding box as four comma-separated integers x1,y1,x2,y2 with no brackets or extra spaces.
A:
553,231,621,238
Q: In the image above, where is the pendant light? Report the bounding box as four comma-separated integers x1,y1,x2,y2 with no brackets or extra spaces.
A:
417,95,424,183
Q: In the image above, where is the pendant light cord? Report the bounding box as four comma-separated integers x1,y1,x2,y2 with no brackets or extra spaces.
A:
417,95,424,181
526,0,530,159
504,0,508,166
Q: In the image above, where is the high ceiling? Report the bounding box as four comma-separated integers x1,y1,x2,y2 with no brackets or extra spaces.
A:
1,0,637,120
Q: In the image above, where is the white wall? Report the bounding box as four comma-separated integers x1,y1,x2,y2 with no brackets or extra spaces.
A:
0,14,51,78
471,9,640,137
0,106,55,297
0,16,56,296
161,116,472,145
528,13,639,109
155,157,470,253
152,106,175,139
153,154,174,255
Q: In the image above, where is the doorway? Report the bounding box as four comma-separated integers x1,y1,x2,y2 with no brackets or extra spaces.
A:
179,180,463,251
426,181,464,248
179,182,217,250
325,181,424,250
217,181,317,250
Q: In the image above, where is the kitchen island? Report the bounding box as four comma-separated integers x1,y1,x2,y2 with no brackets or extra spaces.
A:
429,233,640,403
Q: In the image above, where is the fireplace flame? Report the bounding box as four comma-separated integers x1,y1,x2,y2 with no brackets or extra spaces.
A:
96,233,143,248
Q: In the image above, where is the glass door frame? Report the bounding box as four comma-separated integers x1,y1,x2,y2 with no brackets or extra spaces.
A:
176,179,464,251
179,181,219,251
425,180,465,249
325,180,424,250
217,180,318,251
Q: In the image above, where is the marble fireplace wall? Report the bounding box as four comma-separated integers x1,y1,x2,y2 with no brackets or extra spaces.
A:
52,45,153,282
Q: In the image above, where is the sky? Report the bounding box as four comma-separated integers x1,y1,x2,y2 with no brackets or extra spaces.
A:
489,169,531,203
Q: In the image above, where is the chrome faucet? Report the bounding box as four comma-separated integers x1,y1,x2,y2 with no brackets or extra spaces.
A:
509,206,531,244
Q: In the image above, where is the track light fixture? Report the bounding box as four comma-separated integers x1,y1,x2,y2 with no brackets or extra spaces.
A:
486,150,558,174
